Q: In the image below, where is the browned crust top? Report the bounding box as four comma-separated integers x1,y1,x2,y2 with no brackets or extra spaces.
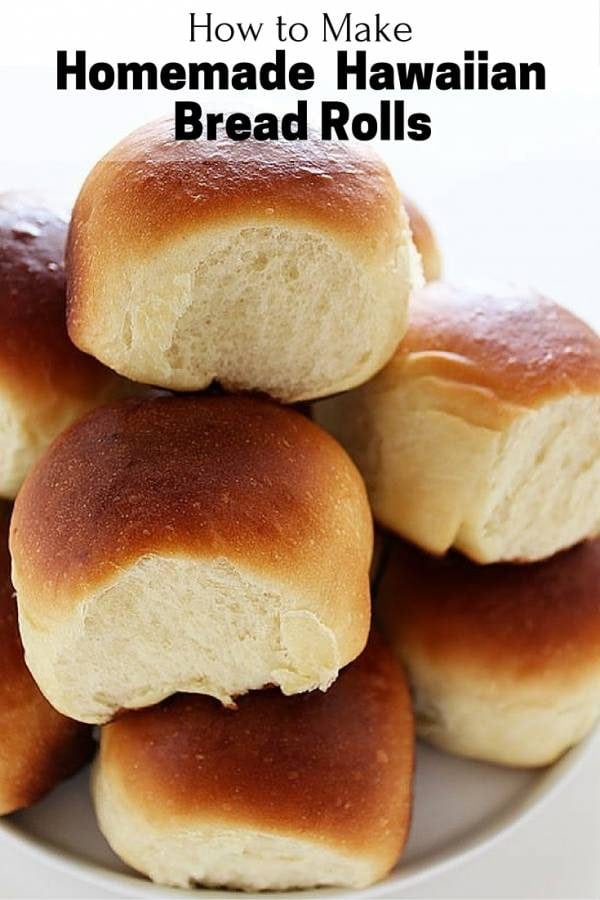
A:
378,537,600,679
11,394,372,623
101,635,413,856
0,503,93,814
67,118,401,281
388,282,600,406
0,193,117,400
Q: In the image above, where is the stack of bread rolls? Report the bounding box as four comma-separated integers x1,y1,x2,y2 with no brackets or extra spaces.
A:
2,116,598,893
3,120,428,892
0,192,116,811
316,281,600,767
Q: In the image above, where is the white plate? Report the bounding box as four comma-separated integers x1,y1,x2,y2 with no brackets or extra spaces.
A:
0,729,596,899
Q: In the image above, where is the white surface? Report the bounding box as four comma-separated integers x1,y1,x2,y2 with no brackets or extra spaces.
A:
0,1,599,897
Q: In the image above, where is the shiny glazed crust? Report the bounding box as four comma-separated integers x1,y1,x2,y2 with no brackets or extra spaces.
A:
0,192,121,403
388,282,600,409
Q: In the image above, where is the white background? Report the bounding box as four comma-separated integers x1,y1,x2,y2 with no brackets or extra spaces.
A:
1,1,599,897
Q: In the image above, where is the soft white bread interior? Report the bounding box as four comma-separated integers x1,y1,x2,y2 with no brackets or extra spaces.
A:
377,537,600,767
315,282,600,563
0,192,126,498
10,394,372,724
66,118,422,402
92,635,414,890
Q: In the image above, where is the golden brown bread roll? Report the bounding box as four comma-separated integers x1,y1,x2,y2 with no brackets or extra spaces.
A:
66,118,422,402
92,635,414,890
11,394,373,724
315,282,600,563
0,503,92,814
0,192,127,498
404,197,442,281
377,536,600,767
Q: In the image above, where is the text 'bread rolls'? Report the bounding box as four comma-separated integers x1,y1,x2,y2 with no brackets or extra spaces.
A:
0,503,92,814
315,282,600,563
93,635,414,891
0,193,127,498
377,536,600,767
10,394,373,724
66,117,422,402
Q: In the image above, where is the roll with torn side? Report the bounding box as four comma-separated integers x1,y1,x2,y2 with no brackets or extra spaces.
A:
66,117,422,402
0,193,127,498
92,635,414,891
377,537,600,767
315,282,600,563
404,198,442,282
10,394,372,724
0,503,93,814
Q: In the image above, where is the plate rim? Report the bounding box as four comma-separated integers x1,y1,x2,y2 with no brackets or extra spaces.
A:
0,728,597,899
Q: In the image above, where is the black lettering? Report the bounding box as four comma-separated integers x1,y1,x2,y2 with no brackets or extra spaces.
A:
188,61,230,90
408,112,431,141
491,63,517,90
281,102,308,139
337,51,367,90
215,22,235,42
237,20,263,41
396,61,434,90
253,113,278,140
205,112,224,139
369,62,395,90
392,100,404,139
56,50,86,89
226,113,252,140
116,62,157,91
371,14,391,41
189,12,211,42
175,102,203,139
231,63,256,90
478,50,489,90
464,51,475,89
289,62,314,90
435,63,461,90
352,112,378,140
323,13,350,42
261,49,289,90
394,22,412,41
321,102,350,139
160,63,186,90
520,62,545,89
89,62,115,90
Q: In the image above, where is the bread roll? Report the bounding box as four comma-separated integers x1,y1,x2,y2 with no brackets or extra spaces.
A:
315,282,600,563
11,394,372,724
377,537,600,767
66,118,422,402
0,502,92,814
0,192,126,498
404,198,442,281
93,635,414,890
